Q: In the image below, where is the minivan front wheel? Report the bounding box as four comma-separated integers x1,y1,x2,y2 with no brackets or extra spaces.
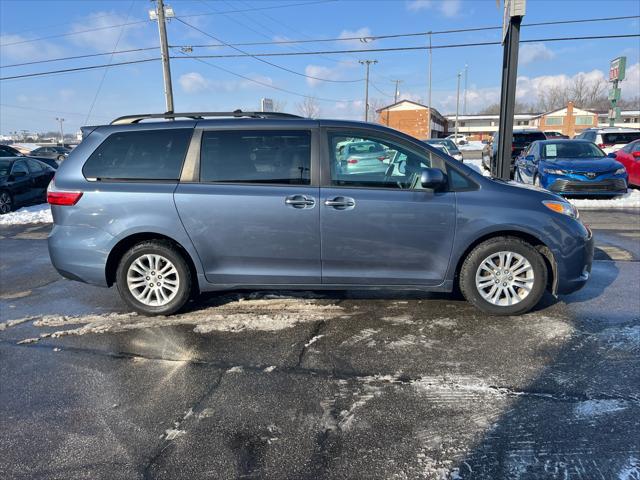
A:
116,241,191,316
460,237,547,316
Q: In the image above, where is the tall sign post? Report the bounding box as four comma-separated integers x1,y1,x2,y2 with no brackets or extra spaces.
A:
494,0,525,179
608,56,626,127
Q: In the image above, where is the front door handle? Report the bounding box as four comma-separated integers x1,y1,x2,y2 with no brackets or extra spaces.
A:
324,196,356,210
285,194,315,209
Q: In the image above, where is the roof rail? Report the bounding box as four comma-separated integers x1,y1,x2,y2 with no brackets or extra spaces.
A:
110,110,302,125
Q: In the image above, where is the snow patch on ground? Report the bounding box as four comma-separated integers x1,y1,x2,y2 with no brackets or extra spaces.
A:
11,297,346,342
304,334,324,347
465,159,492,177
569,189,640,209
618,456,640,480
458,141,485,151
164,428,185,441
0,317,33,331
0,204,52,225
574,399,628,419
598,325,640,353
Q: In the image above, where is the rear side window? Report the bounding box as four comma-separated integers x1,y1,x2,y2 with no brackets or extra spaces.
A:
602,132,640,144
83,129,192,180
200,130,311,185
513,132,546,143
26,159,45,172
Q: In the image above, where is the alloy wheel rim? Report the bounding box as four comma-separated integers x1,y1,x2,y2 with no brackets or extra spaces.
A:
0,193,11,213
475,251,534,307
127,254,180,307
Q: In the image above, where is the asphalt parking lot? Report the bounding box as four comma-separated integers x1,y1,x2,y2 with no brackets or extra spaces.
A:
1,209,639,480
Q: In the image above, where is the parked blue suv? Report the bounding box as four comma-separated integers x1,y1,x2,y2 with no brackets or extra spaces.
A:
48,112,594,316
515,139,628,196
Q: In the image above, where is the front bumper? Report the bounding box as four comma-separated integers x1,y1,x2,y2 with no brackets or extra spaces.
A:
555,224,594,295
546,176,627,195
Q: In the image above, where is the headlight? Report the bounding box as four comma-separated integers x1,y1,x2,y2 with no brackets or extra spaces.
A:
614,167,627,175
543,168,565,175
543,200,579,219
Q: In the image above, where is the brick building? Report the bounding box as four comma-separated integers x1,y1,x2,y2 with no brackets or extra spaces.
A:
376,100,447,139
530,102,598,137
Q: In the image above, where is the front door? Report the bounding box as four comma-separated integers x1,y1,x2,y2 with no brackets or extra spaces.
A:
9,160,34,206
175,128,321,285
320,129,456,286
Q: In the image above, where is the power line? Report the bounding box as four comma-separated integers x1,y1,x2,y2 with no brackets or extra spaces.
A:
174,17,364,83
172,49,358,103
0,0,338,47
2,33,639,82
0,103,112,119
0,58,159,81
4,14,639,69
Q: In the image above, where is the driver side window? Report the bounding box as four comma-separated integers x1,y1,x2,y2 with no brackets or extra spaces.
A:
328,132,431,189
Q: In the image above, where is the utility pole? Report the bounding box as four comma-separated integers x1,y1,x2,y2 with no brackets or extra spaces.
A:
392,80,403,103
463,63,468,115
151,0,175,113
359,60,377,122
56,117,65,145
495,0,525,179
427,33,433,139
455,72,461,141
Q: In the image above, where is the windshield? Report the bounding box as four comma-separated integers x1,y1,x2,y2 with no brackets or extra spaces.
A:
602,132,640,144
426,139,460,153
348,142,384,154
541,141,605,160
0,159,12,175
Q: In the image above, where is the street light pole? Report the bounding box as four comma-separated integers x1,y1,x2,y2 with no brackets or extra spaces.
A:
392,79,403,103
153,0,175,114
359,60,377,122
455,72,461,141
56,117,65,145
427,32,433,139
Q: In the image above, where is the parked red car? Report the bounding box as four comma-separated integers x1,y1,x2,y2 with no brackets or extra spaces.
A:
612,139,640,187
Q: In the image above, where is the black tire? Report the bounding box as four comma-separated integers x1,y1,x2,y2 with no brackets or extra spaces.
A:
459,236,547,316
57,155,65,162
0,191,13,214
116,240,192,316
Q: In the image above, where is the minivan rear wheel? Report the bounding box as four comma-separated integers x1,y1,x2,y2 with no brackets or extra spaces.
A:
459,237,547,316
116,241,191,316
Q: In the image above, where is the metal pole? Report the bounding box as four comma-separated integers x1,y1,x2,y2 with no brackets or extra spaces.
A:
393,80,402,103
495,15,522,180
359,60,377,122
156,0,174,114
463,63,468,115
56,117,64,145
427,32,432,139
455,72,461,141
609,79,618,127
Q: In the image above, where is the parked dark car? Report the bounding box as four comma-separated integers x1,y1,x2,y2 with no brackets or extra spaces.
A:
515,139,627,196
0,157,55,214
30,146,71,162
423,139,463,161
482,130,547,176
544,131,569,139
0,144,59,170
47,111,594,317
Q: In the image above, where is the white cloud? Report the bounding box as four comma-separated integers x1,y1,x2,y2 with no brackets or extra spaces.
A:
338,28,373,49
519,43,556,66
406,0,461,17
178,72,275,94
0,34,65,62
179,72,210,94
69,11,141,52
304,62,358,87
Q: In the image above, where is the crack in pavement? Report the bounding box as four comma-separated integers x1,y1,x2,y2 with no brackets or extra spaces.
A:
296,320,326,368
141,368,226,480
3,339,639,406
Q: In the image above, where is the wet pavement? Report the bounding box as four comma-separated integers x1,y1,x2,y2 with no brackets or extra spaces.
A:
1,209,639,479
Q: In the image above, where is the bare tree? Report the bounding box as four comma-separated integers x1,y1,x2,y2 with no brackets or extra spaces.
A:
296,97,320,118
272,99,287,113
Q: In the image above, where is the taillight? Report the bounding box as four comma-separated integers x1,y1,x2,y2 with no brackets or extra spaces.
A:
47,178,83,206
377,156,386,161
632,152,640,158
48,191,83,206
347,158,358,164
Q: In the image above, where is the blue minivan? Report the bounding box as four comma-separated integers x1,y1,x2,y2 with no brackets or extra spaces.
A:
47,112,594,316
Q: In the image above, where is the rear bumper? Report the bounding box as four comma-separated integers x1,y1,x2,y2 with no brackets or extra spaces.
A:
555,224,594,295
48,224,113,287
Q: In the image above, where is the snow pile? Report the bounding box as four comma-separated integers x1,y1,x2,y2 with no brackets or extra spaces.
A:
0,203,52,225
465,159,492,177
569,189,640,209
6,295,346,343
457,141,486,151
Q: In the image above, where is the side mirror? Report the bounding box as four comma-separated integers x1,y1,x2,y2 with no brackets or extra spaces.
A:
607,152,616,158
525,155,535,162
420,168,446,189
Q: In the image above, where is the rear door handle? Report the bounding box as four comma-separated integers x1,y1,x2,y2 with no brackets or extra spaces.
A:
324,196,356,210
285,194,315,209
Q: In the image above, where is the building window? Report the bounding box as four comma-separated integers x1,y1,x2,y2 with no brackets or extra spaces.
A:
545,117,563,126
575,116,593,125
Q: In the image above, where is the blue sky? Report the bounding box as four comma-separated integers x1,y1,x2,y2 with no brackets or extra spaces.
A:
1,0,639,134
